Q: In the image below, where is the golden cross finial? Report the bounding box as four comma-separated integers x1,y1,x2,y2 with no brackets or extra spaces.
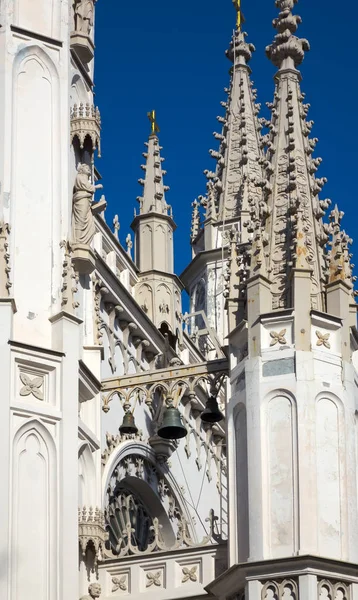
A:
232,0,244,30
147,110,160,135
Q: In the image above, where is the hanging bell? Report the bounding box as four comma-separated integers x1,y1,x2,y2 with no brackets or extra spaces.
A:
157,406,187,440
201,396,224,424
119,412,138,435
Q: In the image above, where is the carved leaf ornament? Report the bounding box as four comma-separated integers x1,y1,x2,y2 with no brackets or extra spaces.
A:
19,373,44,400
182,566,198,583
315,330,331,349
112,576,127,592
146,571,162,588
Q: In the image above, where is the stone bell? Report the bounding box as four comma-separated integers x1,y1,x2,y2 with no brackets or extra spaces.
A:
119,412,138,435
157,406,187,440
200,396,224,424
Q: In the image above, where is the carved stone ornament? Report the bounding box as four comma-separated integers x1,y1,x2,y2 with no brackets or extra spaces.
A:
60,240,79,313
269,329,287,346
318,579,349,600
112,576,127,593
261,578,298,600
146,572,162,588
71,0,95,63
182,566,198,583
78,507,109,565
316,330,331,349
19,373,44,400
70,104,101,157
72,163,103,247
80,582,101,600
0,221,12,297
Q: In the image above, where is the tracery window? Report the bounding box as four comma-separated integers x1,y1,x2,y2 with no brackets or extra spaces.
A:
106,488,157,555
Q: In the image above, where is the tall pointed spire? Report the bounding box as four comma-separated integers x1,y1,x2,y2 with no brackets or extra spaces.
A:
202,17,265,242
131,113,182,336
263,0,330,310
137,111,171,218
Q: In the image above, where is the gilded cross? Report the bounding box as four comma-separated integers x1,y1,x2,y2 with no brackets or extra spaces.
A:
147,110,160,135
232,0,244,30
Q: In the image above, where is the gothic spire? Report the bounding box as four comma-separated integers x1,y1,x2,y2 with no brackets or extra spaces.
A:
204,23,264,240
136,111,171,217
263,0,330,310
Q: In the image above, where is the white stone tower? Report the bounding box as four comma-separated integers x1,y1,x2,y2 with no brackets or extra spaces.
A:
132,113,183,343
0,1,99,599
207,1,358,598
181,7,265,345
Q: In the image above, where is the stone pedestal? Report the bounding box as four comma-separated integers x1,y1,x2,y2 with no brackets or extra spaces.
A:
72,243,96,275
70,32,94,63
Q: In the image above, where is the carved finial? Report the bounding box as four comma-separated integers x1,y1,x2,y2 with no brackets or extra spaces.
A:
147,110,160,136
226,29,255,65
191,200,200,243
266,0,310,69
126,233,133,258
328,205,347,283
113,214,120,240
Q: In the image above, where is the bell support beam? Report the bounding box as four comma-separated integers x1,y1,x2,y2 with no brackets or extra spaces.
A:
101,358,229,392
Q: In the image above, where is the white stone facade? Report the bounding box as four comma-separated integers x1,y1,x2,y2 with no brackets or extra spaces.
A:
0,1,357,600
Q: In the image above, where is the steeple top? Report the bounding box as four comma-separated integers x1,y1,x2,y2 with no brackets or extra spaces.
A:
136,113,172,217
147,110,160,137
266,0,310,70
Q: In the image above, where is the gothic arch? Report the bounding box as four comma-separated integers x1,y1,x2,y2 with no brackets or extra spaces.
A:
315,393,346,559
233,403,249,561
102,442,195,542
11,419,57,599
262,390,298,558
78,442,96,507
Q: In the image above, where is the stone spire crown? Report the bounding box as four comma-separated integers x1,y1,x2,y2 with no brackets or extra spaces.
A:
137,113,171,218
263,0,331,310
201,24,265,240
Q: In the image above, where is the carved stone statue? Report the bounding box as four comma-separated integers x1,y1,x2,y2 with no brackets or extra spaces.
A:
72,163,103,246
74,0,94,35
80,582,101,600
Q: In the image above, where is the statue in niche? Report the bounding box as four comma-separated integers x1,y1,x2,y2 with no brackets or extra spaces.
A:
74,0,94,35
72,163,103,246
80,583,101,600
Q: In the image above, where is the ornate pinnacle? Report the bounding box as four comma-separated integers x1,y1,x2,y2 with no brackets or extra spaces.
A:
226,30,255,65
266,0,310,69
328,205,347,284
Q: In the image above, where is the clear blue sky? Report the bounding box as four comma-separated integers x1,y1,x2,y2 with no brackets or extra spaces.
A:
94,0,358,278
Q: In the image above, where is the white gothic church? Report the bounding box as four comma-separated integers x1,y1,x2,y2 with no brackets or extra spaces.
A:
0,0,357,599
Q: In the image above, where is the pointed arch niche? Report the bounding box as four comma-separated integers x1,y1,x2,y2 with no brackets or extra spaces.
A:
263,390,298,558
11,420,57,600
